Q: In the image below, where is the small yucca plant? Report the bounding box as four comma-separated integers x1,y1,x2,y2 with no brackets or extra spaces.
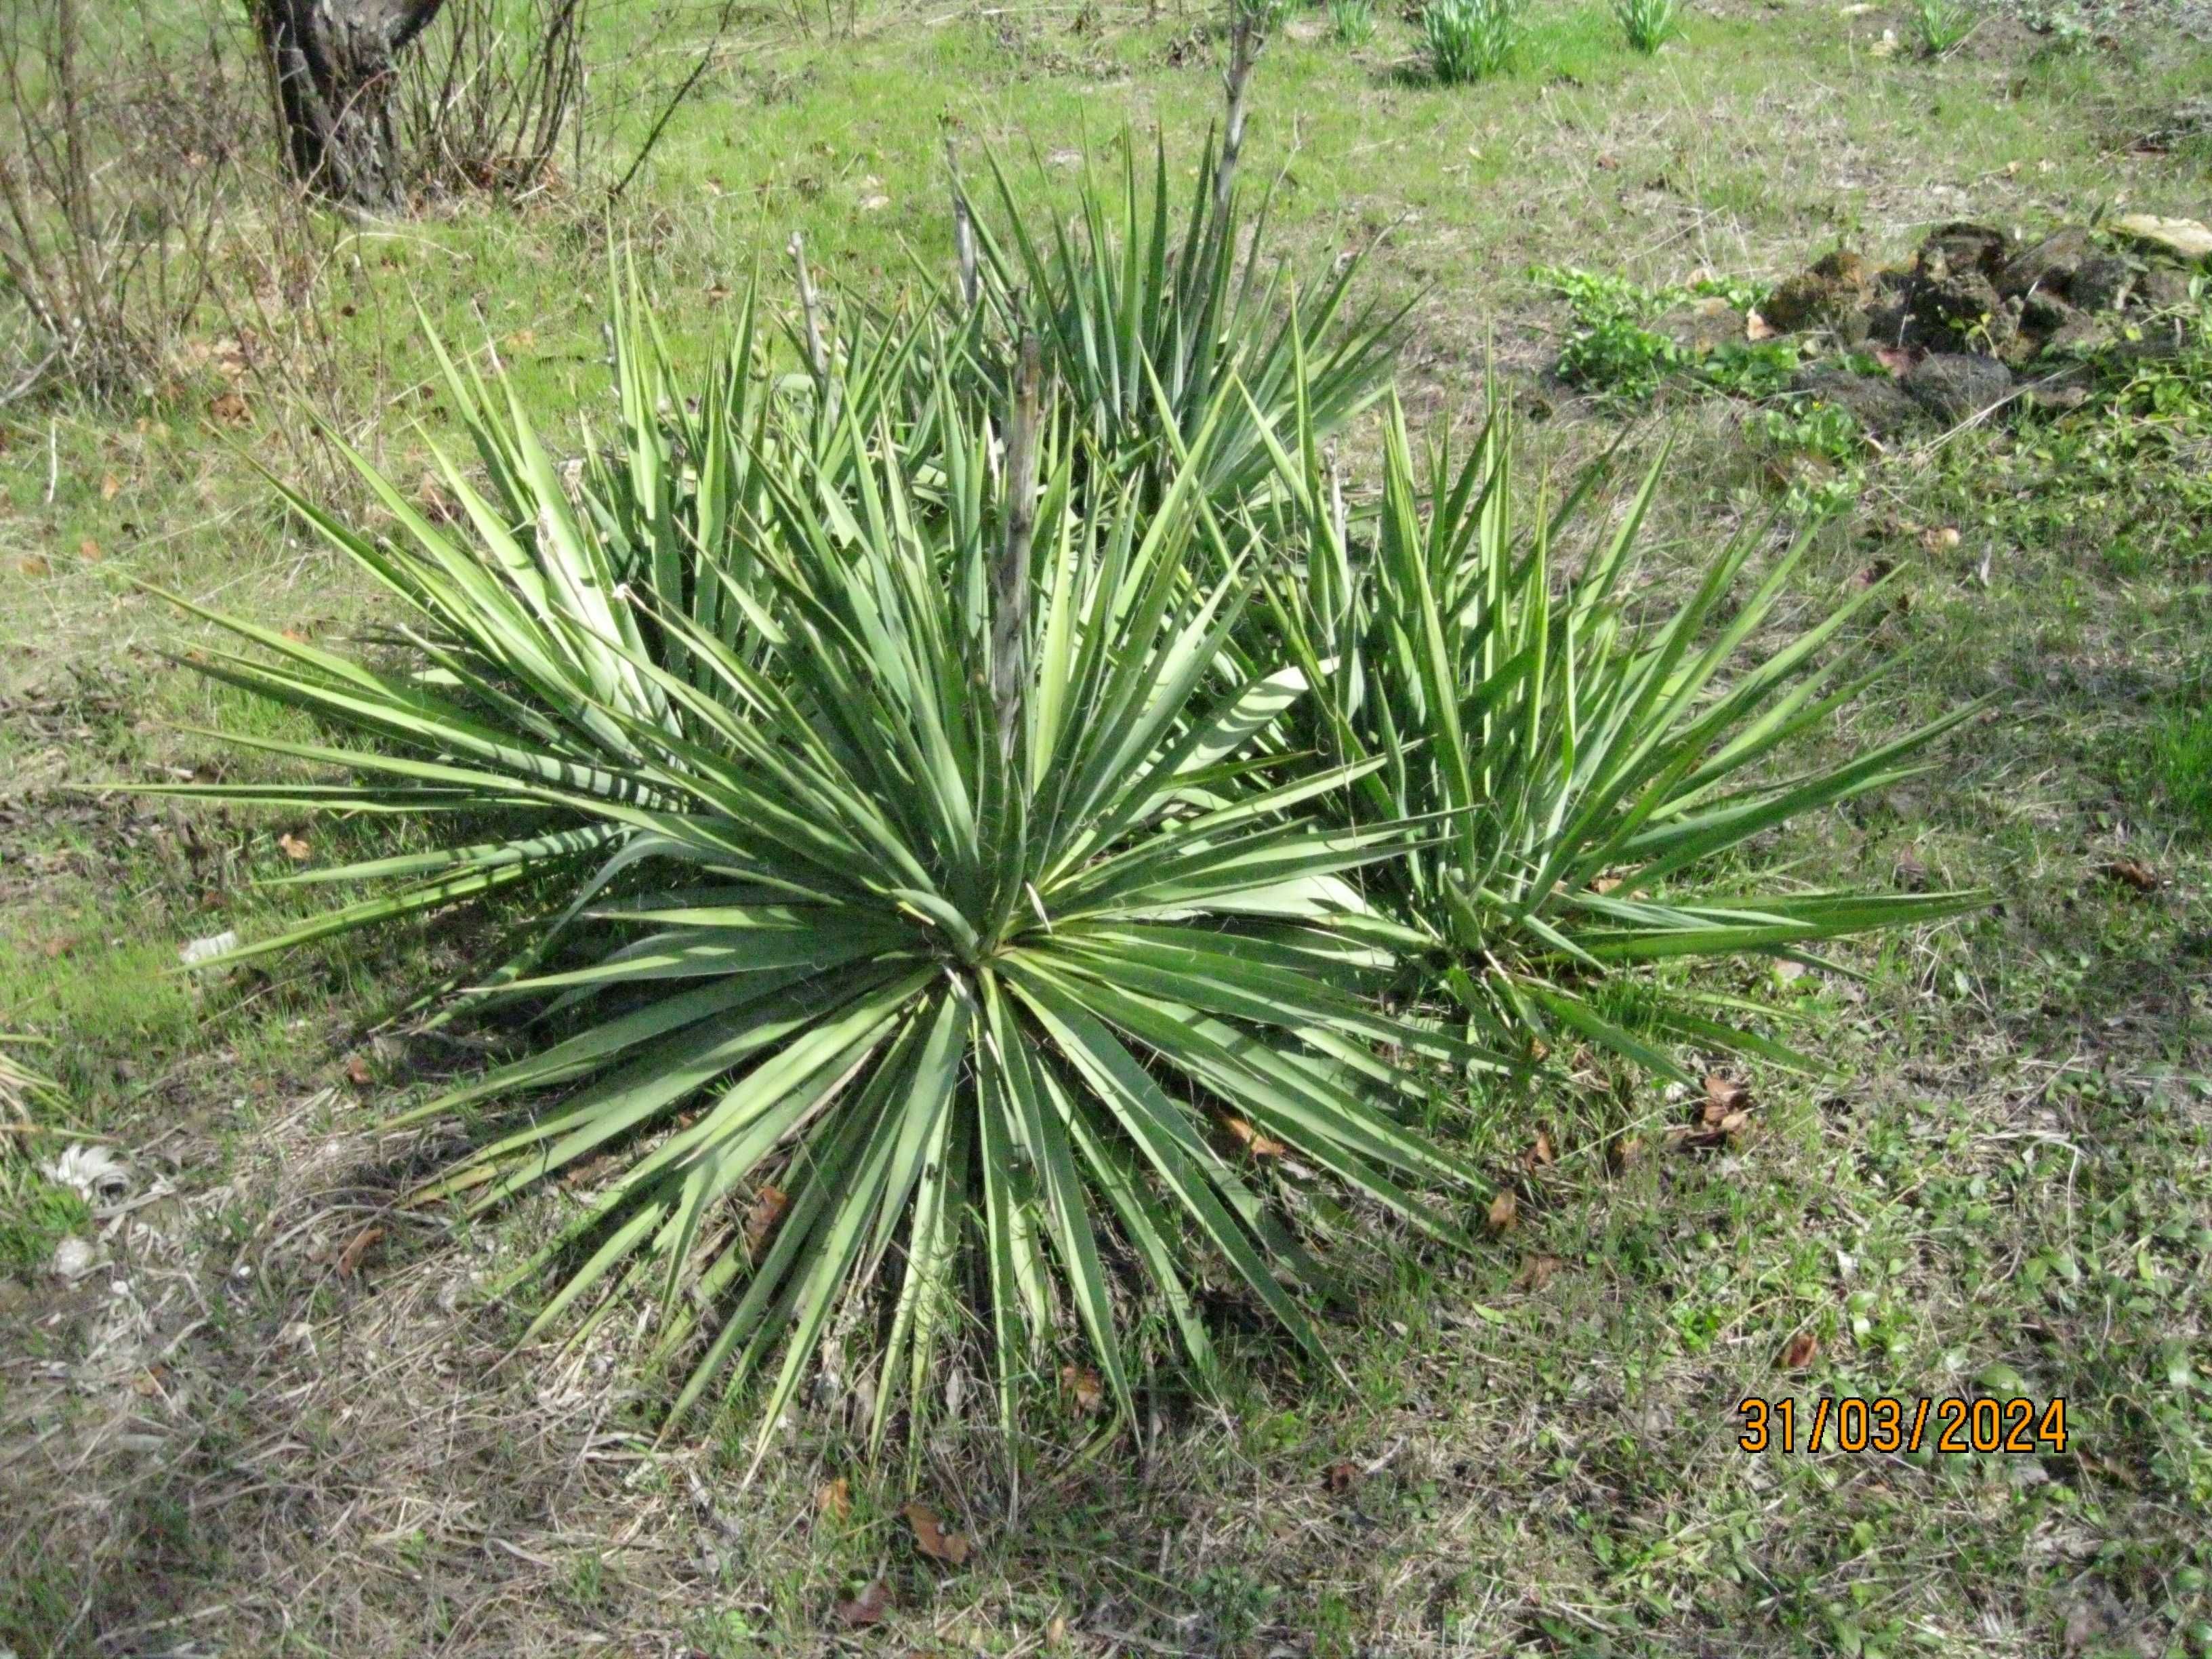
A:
954,134,1403,507
1250,390,1985,1078
144,304,1491,1465
1909,0,1974,54
1423,0,1519,83
1613,0,1679,53
1330,0,1378,43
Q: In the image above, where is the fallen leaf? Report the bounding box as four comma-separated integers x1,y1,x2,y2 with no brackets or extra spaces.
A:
1590,873,1624,894
1222,1115,1288,1159
77,537,102,563
904,1502,971,1566
345,1054,373,1087
743,1184,790,1252
815,1477,851,1521
1702,1073,1752,1124
1919,525,1961,556
1745,310,1778,341
208,391,251,427
833,1578,890,1626
1486,1189,1519,1233
276,831,312,862
2103,859,2160,893
1523,1130,1555,1170
1322,1459,1361,1494
336,1224,385,1278
1059,1364,1104,1416
1516,1253,1563,1291
1780,1330,1820,1370
1595,151,1619,169
101,471,122,500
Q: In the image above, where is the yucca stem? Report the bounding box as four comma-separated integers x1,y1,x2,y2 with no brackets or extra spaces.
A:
1213,0,1264,231
991,334,1043,764
947,139,979,312
787,229,836,421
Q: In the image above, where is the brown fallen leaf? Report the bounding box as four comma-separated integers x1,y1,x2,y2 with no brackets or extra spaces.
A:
344,1053,373,1088
1745,310,1778,341
1515,1253,1564,1292
743,1184,790,1253
1222,1115,1288,1159
1322,1459,1361,1494
1780,1330,1820,1370
336,1223,384,1279
78,537,103,563
1059,1364,1104,1416
1486,1189,1519,1233
276,831,312,862
2103,859,2161,894
815,1477,851,1521
1523,1129,1555,1171
101,471,122,500
832,1578,890,1626
1702,1073,1752,1124
904,1502,971,1567
209,391,251,427
1590,873,1624,894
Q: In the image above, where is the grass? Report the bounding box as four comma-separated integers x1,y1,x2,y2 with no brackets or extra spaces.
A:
3,0,2211,1653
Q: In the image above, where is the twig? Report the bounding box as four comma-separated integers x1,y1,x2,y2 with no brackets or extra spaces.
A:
606,9,733,203
1212,0,1266,228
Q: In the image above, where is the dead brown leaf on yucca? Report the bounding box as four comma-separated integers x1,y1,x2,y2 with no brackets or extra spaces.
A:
904,1502,971,1567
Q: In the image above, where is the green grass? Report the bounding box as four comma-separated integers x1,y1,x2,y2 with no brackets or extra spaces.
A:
3,0,2212,1653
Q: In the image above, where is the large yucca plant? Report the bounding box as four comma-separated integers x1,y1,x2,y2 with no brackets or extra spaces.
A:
955,133,1403,506
141,308,1494,1464
1249,389,1986,1076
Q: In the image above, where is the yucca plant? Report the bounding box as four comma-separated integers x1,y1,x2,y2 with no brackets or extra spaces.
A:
1613,0,1679,53
1909,0,1975,55
140,306,1495,1464
1422,0,1519,83
1330,0,1378,43
955,134,1403,507
1248,390,1985,1078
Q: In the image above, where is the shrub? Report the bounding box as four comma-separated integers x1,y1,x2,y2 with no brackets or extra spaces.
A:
1422,0,1519,83
1330,0,1379,43
1614,0,1680,52
149,290,1486,1460
1252,392,1984,1077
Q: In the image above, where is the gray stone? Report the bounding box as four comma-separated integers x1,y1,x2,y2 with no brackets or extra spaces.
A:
2110,213,2212,263
1654,296,1748,355
2068,255,2135,313
2137,267,2197,311
1999,226,2095,298
1916,222,2012,282
1905,352,2015,422
1790,363,1926,437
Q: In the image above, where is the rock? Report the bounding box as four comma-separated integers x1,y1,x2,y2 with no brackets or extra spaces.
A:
1790,363,1926,437
2137,266,2197,310
1761,249,1875,333
2110,213,2212,264
1999,226,2095,298
2068,255,2135,313
1918,268,2009,341
2041,314,2114,357
2019,289,2080,334
1905,352,2014,422
1915,222,2012,282
1654,297,1748,355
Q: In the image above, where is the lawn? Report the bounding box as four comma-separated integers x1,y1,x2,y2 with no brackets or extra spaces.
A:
2,0,2210,1654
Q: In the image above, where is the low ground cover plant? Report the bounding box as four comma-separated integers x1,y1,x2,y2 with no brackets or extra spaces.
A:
1423,0,1521,82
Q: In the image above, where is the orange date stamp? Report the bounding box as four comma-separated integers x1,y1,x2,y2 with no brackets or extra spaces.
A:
1737,1395,2068,1455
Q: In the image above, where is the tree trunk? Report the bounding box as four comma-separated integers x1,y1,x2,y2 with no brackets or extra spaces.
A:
251,0,447,211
